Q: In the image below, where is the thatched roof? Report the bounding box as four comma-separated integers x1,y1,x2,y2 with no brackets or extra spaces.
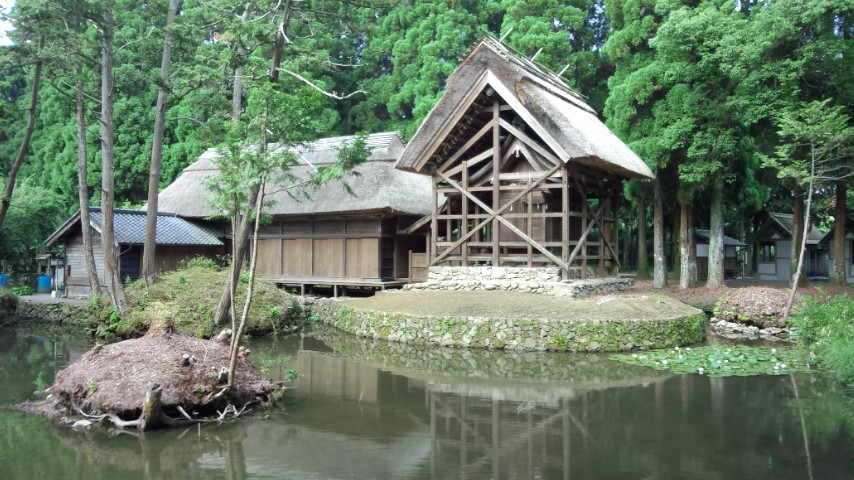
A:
157,132,434,219
396,36,654,180
752,212,826,245
45,208,223,247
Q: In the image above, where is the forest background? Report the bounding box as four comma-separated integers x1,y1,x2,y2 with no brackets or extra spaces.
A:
0,0,852,285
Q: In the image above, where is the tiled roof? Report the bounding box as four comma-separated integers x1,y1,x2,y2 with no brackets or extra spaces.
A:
45,208,223,246
695,229,745,247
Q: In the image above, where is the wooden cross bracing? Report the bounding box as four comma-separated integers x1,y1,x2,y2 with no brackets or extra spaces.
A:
426,96,621,278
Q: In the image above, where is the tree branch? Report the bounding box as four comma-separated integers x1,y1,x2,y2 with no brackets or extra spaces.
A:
275,68,366,99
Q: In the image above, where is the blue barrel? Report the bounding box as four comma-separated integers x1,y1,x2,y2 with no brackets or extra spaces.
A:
37,275,52,293
0,274,8,288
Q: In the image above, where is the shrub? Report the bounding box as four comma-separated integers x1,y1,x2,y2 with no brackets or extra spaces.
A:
789,293,854,384
713,287,802,328
11,285,34,296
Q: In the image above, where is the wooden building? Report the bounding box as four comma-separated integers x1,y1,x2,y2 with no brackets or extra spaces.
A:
751,212,827,281
694,229,745,279
45,208,224,297
157,132,434,294
820,215,854,283
394,37,654,279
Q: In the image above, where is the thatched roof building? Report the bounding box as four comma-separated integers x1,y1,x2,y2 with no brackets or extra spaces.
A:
396,36,654,180
394,37,652,279
158,132,432,219
156,132,434,292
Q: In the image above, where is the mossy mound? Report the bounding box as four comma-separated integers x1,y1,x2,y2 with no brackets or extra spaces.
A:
713,287,802,328
97,260,306,339
0,289,18,321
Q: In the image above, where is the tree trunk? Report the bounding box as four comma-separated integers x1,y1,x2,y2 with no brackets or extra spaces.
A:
672,210,681,281
791,185,804,281
830,180,847,285
783,176,815,324
99,12,126,315
652,173,666,288
706,175,725,288
76,72,101,295
688,206,697,285
637,190,649,279
227,178,265,389
142,0,181,287
679,202,695,289
0,38,43,229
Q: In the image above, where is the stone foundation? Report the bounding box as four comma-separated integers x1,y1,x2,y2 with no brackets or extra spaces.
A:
312,298,707,353
15,299,93,325
405,266,633,298
710,317,796,342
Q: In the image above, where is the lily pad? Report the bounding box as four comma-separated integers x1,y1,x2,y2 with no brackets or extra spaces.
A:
610,345,810,377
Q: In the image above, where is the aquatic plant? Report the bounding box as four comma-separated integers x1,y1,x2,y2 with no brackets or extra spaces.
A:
610,345,811,376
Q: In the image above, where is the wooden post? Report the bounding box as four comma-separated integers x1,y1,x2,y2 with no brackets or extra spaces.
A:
562,166,569,279
581,188,588,279
461,161,469,265
598,195,607,277
527,190,533,267
431,175,438,266
492,101,500,267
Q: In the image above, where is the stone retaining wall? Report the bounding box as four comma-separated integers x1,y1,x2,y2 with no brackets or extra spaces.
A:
405,266,633,298
15,299,93,325
312,298,706,353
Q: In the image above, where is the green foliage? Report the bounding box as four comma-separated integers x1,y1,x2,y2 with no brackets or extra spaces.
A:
182,256,220,271
86,378,97,395
283,369,300,381
33,370,46,390
789,293,854,384
11,285,34,296
0,184,68,264
611,345,810,377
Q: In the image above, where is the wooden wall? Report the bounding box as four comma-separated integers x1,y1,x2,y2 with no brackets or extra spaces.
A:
254,216,415,280
65,232,105,288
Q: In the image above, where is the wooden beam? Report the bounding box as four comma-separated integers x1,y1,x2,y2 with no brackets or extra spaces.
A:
566,202,605,267
431,162,562,264
572,177,621,269
492,101,500,266
414,72,490,173
444,148,492,178
498,118,563,166
438,119,496,173
430,176,438,265
402,213,431,235
462,160,469,264
562,166,569,278
434,168,568,269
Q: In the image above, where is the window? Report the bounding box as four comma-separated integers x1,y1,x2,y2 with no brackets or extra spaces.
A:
759,243,775,263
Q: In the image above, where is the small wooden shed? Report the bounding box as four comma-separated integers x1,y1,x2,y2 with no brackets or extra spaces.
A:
751,212,827,281
157,132,434,294
819,215,854,283
395,37,654,279
45,208,224,297
694,229,745,279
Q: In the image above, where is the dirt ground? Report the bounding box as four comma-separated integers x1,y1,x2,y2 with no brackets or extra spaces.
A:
338,278,853,321
338,289,701,323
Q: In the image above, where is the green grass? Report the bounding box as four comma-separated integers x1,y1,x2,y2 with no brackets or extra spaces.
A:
789,291,854,384
99,259,303,339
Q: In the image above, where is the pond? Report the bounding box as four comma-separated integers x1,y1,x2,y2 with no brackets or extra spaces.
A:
0,321,850,479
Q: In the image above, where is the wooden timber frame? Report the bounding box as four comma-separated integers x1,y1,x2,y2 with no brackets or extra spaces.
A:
424,96,622,280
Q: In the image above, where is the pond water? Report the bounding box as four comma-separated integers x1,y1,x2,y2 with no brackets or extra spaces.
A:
0,321,850,479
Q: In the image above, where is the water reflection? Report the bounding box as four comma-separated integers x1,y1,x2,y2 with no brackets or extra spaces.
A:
0,323,850,480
